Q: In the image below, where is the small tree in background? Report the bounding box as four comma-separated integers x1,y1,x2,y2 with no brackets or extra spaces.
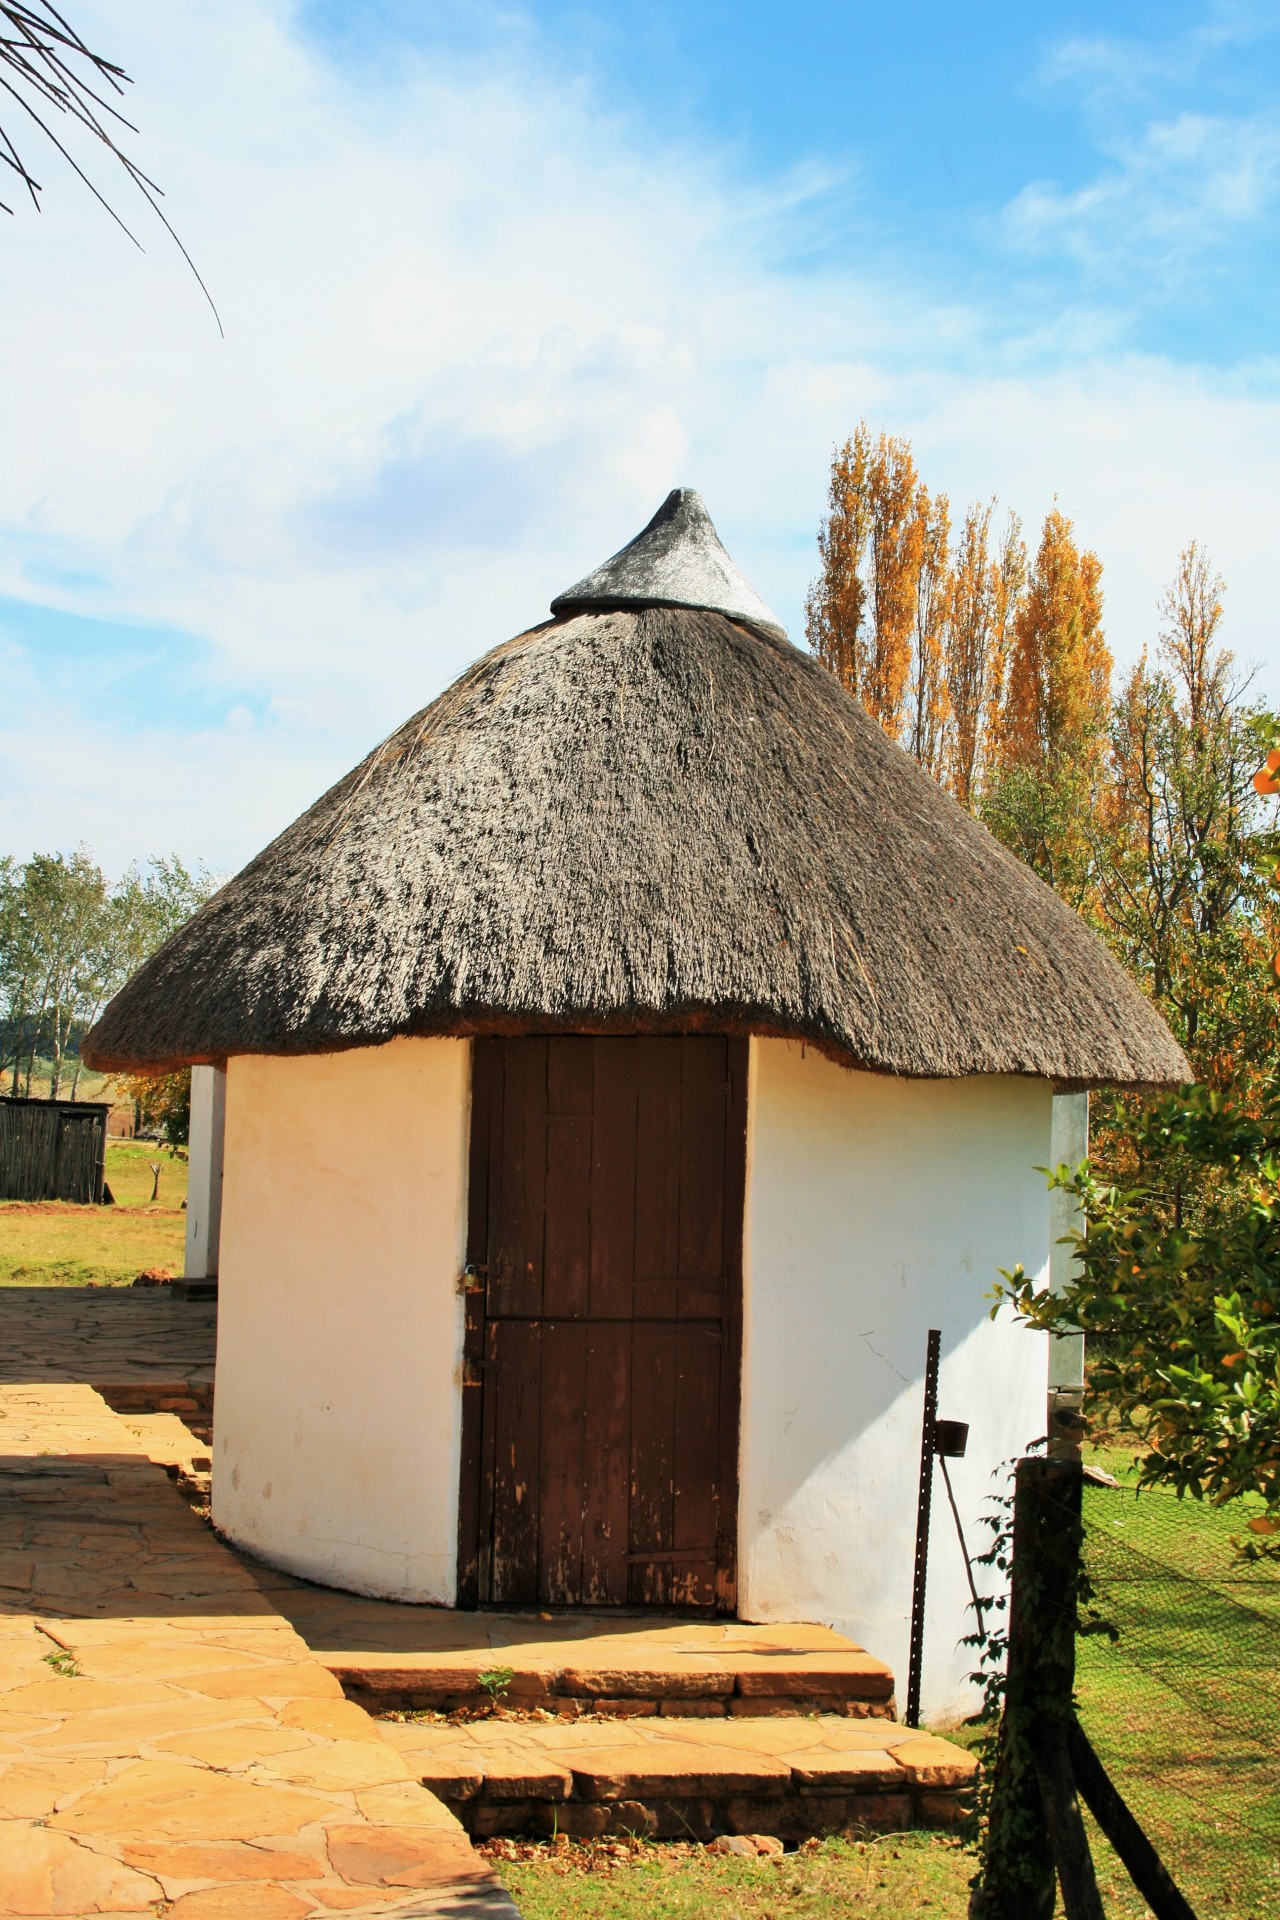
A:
996,736,1280,1552
115,1068,192,1150
0,851,215,1100
996,1080,1280,1552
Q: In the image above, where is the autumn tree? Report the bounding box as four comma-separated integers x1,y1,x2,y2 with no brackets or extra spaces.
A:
1160,541,1230,740
940,499,995,805
806,428,869,701
938,504,1027,806
863,432,921,739
1001,506,1110,767
1093,547,1277,1093
809,427,1037,804
981,509,1111,903
904,484,951,778
113,1068,193,1148
999,715,1280,1548
806,423,923,743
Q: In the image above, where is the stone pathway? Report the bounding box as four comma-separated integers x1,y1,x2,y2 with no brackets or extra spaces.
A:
0,1292,974,1878
0,1289,216,1428
0,1380,520,1919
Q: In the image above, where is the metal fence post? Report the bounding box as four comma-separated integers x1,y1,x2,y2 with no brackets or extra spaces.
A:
905,1327,940,1728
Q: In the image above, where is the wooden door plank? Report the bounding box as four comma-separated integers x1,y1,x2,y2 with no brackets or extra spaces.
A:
539,1322,587,1603
634,1040,681,1320
492,1039,546,1316
583,1321,631,1603
629,1324,676,1605
476,1316,502,1602
547,1036,594,1115
544,1040,594,1319
490,1319,542,1605
677,1037,728,1319
671,1325,722,1608
589,1038,638,1320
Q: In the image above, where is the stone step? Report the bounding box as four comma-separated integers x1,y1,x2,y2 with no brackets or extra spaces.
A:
263,1594,899,1718
380,1713,977,1843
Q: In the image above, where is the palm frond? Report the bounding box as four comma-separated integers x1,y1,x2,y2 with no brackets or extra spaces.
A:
0,3,221,330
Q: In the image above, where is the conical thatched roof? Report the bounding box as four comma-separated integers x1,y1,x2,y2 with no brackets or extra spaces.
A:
84,495,1187,1086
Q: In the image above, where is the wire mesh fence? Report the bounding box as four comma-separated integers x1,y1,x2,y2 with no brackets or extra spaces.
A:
1077,1474,1280,1918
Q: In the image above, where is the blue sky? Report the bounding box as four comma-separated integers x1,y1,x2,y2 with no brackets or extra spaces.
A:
2,0,1279,872
299,0,1280,358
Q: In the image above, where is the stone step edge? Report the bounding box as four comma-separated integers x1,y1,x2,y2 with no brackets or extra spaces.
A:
398,1734,976,1806
338,1667,896,1718
455,1781,971,1842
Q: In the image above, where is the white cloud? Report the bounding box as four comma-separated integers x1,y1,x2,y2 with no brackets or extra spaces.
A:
1004,112,1280,274
2,1,1280,874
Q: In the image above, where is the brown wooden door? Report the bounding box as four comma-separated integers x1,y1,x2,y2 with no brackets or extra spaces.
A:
458,1035,746,1611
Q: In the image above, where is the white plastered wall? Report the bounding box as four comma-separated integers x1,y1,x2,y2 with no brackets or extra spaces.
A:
740,1038,1052,1722
212,1037,470,1601
184,1063,226,1280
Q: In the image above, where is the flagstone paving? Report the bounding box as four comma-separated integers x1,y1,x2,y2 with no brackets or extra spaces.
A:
0,1291,975,1881
0,1288,216,1430
0,1380,521,1919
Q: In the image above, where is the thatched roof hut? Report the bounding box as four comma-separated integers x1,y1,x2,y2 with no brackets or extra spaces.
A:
84,488,1185,1088
96,491,1185,1726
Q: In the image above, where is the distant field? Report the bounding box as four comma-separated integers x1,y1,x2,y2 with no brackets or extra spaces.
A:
3,1062,119,1105
104,1141,189,1210
0,1142,187,1286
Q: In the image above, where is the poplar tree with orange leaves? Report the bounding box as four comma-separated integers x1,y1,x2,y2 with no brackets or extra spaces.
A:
981,508,1111,904
864,433,921,739
1001,506,1110,764
805,424,922,742
940,504,1026,806
807,425,1027,797
904,485,951,778
805,428,871,702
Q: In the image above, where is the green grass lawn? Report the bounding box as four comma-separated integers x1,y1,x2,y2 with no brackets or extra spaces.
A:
104,1140,189,1209
0,1142,188,1285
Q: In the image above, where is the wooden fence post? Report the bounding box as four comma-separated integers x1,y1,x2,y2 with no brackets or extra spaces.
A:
971,1456,1095,1919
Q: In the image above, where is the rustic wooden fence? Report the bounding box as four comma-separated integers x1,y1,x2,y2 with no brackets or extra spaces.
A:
0,1097,109,1203
972,1457,1197,1920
